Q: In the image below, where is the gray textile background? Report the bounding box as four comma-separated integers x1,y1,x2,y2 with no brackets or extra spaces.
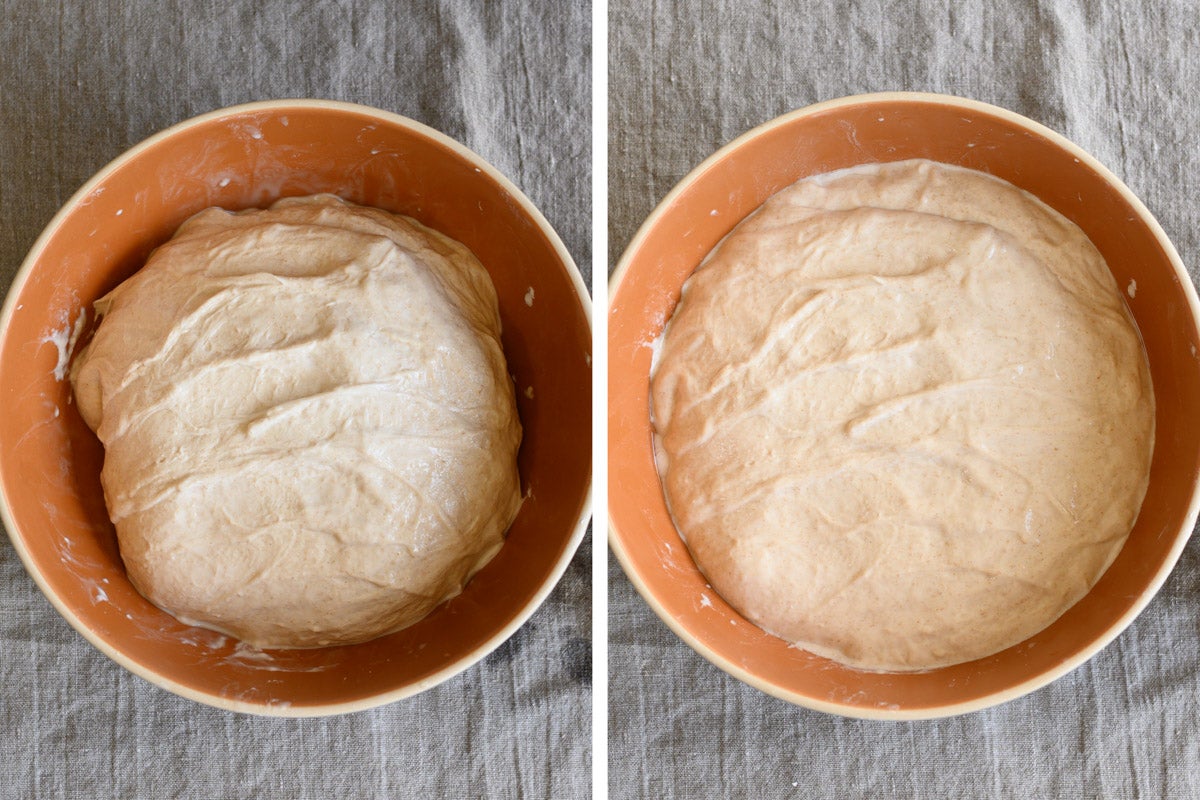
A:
610,1,1200,798
0,2,590,799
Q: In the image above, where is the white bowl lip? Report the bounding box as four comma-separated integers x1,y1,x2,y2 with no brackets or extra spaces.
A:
0,98,593,718
608,90,1200,721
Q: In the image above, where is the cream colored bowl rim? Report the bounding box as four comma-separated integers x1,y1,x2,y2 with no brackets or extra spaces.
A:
608,91,1200,720
0,98,594,717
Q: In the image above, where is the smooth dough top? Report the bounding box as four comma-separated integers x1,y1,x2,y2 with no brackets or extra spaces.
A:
72,194,522,648
651,160,1154,671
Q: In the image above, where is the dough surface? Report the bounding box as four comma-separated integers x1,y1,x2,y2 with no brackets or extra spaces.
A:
72,195,522,648
651,160,1154,671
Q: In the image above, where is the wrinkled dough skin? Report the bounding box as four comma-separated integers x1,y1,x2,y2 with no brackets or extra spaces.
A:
651,160,1154,672
72,195,522,648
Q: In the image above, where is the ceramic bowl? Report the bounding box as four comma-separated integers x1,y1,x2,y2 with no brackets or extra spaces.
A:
608,92,1200,719
0,99,592,716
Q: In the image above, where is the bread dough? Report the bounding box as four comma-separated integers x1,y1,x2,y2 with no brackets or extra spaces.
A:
651,160,1154,671
72,195,522,648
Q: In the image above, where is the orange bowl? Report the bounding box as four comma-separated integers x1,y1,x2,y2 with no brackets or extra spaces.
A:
609,92,1200,719
0,100,592,716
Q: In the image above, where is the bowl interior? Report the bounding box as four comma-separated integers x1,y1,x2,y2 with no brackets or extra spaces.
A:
0,102,592,713
609,95,1200,716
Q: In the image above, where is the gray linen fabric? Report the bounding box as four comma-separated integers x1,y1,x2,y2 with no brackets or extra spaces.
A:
0,1,590,798
610,1,1200,797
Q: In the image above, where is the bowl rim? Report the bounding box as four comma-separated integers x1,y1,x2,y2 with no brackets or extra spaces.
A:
0,98,593,717
608,90,1200,720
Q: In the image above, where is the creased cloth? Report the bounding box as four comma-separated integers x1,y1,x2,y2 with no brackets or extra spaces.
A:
609,1,1200,797
0,1,591,798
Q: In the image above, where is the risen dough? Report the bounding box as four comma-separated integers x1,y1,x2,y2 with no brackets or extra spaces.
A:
72,195,522,648
652,160,1154,671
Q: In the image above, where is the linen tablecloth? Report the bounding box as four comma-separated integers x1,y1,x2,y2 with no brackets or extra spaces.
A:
0,2,591,798
609,1,1200,797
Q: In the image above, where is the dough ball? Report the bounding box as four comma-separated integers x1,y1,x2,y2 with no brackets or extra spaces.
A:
652,160,1154,671
72,195,523,648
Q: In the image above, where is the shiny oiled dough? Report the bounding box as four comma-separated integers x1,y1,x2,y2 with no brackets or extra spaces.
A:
72,195,522,648
651,160,1154,671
